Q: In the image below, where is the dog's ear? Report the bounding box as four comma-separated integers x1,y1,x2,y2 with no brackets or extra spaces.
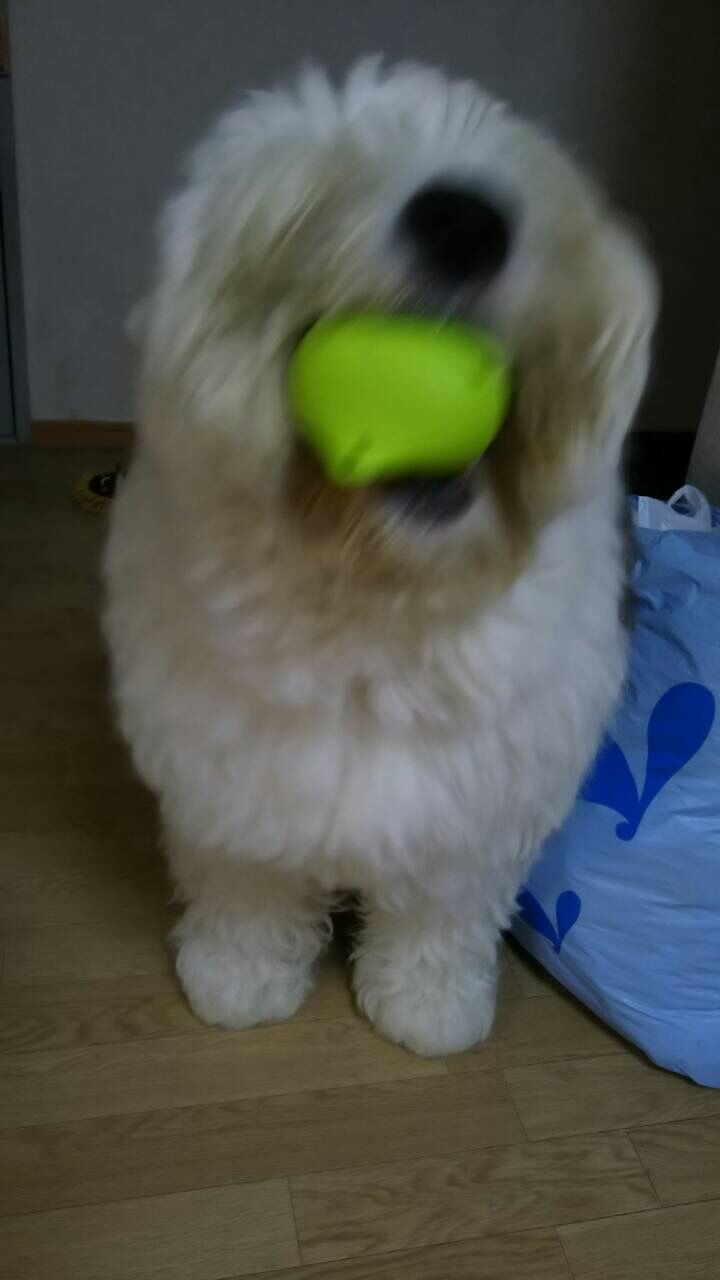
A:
135,150,296,488
489,219,657,532
581,220,658,457
141,185,220,377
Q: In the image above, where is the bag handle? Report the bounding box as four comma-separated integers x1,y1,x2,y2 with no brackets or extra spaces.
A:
634,485,713,532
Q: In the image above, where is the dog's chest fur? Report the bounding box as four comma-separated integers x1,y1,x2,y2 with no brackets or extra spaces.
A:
106,458,626,895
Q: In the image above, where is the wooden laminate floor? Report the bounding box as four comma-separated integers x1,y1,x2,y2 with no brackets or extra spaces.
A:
1,449,719,1280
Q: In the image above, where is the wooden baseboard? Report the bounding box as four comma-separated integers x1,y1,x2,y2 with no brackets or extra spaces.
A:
31,420,134,448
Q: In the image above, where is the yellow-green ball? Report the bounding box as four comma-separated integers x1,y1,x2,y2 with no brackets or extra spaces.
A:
289,314,511,487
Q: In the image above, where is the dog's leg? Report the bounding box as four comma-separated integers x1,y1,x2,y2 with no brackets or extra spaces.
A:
172,859,330,1030
353,891,500,1056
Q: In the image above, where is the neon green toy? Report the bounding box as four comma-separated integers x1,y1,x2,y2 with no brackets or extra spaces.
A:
289,314,511,487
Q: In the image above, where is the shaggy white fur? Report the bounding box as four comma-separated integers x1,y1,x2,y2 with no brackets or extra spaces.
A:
105,61,657,1056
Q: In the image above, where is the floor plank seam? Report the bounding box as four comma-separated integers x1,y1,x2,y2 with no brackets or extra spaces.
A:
625,1128,665,1209
497,1044,630,1082
285,1220,604,1275
0,1009,382,1058
508,1097,720,1140
557,1195,720,1239
458,1046,629,1078
0,1175,314,1223
282,1130,658,1199
0,1173,298,1223
0,1008,366,1056
1,1114,658,1220
497,1113,720,1144
555,1224,578,1279
501,1069,531,1143
283,1177,303,1269
0,1127,557,1218
0,1072,466,1135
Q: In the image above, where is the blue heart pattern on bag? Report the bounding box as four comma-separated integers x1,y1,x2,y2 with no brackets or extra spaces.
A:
581,682,715,841
516,889,581,954
516,682,715,951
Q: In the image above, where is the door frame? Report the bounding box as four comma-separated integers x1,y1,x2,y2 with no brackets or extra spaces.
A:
0,15,30,444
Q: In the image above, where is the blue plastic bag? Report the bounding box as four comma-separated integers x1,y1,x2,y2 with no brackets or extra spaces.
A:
512,491,720,1086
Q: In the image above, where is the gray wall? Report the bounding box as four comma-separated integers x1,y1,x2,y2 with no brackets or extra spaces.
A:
9,0,720,430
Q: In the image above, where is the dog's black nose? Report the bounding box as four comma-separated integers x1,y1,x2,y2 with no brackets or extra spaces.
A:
400,183,511,284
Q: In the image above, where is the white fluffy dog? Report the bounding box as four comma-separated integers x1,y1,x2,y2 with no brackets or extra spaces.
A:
105,61,656,1056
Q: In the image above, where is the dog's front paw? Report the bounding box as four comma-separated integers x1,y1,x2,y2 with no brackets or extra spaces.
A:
354,949,497,1057
176,932,314,1030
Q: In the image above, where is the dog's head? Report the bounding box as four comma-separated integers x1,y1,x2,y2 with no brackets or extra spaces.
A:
139,61,656,606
